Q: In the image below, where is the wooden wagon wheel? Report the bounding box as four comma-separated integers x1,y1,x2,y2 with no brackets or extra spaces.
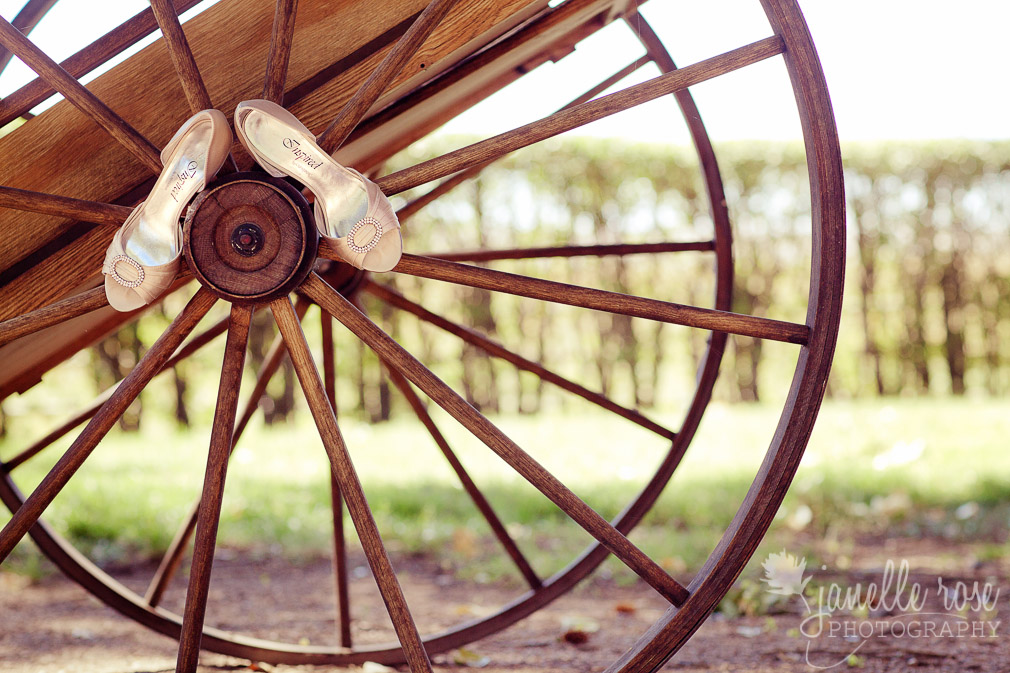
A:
0,0,843,671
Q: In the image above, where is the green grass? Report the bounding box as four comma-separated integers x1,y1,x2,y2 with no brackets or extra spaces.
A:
2,397,1007,583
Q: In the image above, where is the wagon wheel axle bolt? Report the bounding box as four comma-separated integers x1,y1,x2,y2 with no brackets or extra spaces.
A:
231,223,265,257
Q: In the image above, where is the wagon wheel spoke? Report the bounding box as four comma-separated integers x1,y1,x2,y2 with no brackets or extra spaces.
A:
176,304,253,673
383,361,543,589
0,186,133,226
316,0,461,154
0,286,108,348
149,0,239,173
3,313,229,476
0,17,161,173
0,289,216,564
262,0,299,104
0,0,57,74
345,253,809,345
0,1,203,128
364,280,674,439
320,312,352,646
304,273,689,606
149,0,213,111
144,299,310,608
271,296,432,672
424,241,716,263
376,36,784,196
396,56,651,221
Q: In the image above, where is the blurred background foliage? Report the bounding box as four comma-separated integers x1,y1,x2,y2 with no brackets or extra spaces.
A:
6,136,1005,434
1,136,1008,580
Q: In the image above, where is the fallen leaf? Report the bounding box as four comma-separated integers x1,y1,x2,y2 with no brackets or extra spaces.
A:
736,626,763,638
562,630,590,645
452,647,491,668
614,601,637,615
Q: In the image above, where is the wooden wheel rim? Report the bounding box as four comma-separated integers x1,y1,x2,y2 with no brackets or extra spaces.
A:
0,0,843,669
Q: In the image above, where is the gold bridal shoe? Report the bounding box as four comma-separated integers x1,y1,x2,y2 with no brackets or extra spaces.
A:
102,109,232,311
234,99,402,272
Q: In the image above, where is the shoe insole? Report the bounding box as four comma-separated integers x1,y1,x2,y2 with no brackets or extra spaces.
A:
242,112,368,238
124,122,215,266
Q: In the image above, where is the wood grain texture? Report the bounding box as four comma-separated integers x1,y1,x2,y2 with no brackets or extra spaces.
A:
395,54,648,221
320,314,353,647
0,288,215,564
375,36,784,195
0,0,536,320
271,295,433,672
176,303,252,673
183,176,315,301
0,16,162,173
149,0,214,112
423,241,715,263
316,0,462,154
0,185,132,226
371,253,810,344
262,0,300,103
144,299,307,610
365,280,674,438
304,273,689,606
0,286,108,348
605,2,847,670
0,0,203,127
383,362,542,588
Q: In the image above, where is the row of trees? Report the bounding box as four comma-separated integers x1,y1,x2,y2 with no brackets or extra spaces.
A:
4,138,1007,433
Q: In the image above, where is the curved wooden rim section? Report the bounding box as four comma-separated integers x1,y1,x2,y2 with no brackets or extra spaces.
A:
607,0,845,670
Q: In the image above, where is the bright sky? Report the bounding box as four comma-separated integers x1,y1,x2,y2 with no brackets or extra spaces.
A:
1,0,1006,143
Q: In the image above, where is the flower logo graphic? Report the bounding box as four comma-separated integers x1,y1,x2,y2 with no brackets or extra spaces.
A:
761,549,811,597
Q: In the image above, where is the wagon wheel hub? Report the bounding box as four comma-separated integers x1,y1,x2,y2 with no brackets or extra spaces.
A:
183,172,319,303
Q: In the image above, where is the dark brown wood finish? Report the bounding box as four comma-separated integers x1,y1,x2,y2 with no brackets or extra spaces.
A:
320,313,353,647
305,273,689,606
0,186,133,227
606,2,846,670
369,253,809,344
0,286,108,349
149,0,214,112
0,0,203,127
0,16,162,173
365,280,673,438
263,0,300,103
375,36,785,195
0,288,216,564
383,362,542,588
176,303,253,673
316,0,462,154
2,313,229,475
183,175,318,302
395,55,650,221
0,0,846,668
271,295,433,672
144,299,310,608
425,240,715,263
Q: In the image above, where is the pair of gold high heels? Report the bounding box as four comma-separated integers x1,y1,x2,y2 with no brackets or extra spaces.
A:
103,102,401,311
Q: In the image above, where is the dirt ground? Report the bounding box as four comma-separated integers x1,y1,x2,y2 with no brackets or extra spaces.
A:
1,537,1008,672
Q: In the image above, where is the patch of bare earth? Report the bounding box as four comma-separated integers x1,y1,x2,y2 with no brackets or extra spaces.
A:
1,537,1008,672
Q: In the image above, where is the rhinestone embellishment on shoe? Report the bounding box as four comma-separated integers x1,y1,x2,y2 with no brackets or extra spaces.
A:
110,254,145,288
346,216,383,254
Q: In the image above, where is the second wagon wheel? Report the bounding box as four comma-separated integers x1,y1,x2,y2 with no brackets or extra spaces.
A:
0,0,843,671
